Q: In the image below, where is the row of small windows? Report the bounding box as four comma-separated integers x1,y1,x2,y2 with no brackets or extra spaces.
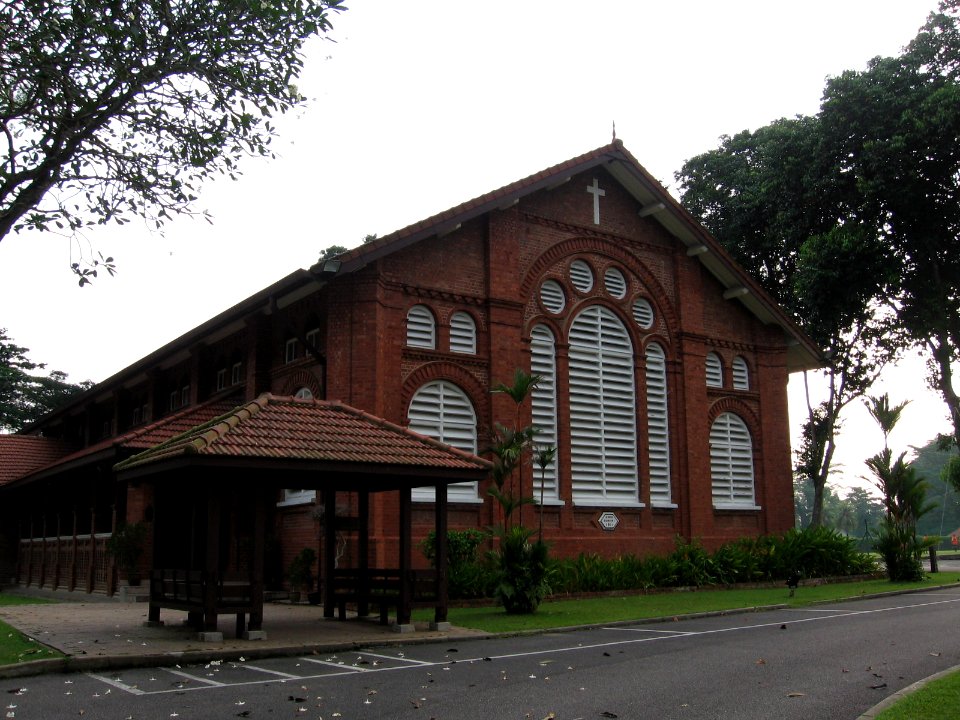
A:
406,304,757,510
540,280,655,331
215,362,244,391
705,353,750,391
285,328,320,364
406,306,477,354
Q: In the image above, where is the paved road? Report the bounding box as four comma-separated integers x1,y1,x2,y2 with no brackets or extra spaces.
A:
4,588,960,719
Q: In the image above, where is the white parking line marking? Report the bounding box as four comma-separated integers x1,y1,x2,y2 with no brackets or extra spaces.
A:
164,667,226,687
241,663,302,679
359,650,435,665
87,674,146,695
608,627,694,634
299,657,369,672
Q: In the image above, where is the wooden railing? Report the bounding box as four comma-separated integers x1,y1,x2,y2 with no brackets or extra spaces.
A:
327,568,438,624
150,569,254,613
16,534,112,593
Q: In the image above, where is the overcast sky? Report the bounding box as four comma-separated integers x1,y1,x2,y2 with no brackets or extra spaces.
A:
2,0,952,493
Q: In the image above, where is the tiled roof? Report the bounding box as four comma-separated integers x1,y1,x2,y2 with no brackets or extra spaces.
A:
0,436,76,485
1,394,244,486
115,394,492,474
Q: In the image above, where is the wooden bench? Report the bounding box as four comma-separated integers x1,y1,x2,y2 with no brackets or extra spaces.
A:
328,568,438,625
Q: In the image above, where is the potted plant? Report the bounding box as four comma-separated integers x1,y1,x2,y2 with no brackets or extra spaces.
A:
287,547,316,603
107,522,147,586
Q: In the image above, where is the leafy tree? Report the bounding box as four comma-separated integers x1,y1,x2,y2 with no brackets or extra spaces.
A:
818,1,960,450
318,244,348,263
0,328,90,431
1,0,344,283
678,118,895,529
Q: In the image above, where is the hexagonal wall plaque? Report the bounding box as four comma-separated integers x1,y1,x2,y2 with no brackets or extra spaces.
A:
598,511,620,531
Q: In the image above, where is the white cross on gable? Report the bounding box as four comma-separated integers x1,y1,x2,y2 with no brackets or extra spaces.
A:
586,177,605,225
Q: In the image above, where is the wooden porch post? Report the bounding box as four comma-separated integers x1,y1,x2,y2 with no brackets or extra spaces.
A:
322,488,337,618
358,491,370,618
247,488,267,634
433,483,449,627
69,509,78,592
39,514,47,588
397,487,412,628
86,506,96,593
202,486,221,634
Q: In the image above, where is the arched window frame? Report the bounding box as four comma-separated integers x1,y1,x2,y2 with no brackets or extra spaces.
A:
530,324,561,504
567,305,641,507
407,380,480,503
645,342,673,507
406,305,436,349
705,352,724,388
732,356,750,390
709,412,759,509
449,311,477,354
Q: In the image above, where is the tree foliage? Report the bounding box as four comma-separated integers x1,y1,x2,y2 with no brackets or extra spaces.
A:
0,328,91,431
678,2,960,524
1,0,344,282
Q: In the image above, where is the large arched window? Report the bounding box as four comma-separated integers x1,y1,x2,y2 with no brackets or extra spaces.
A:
530,325,559,502
710,412,757,508
645,342,672,506
406,305,436,349
568,306,639,506
407,381,478,502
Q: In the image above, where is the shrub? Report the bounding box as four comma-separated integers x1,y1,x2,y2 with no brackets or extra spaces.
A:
496,527,550,614
420,529,496,599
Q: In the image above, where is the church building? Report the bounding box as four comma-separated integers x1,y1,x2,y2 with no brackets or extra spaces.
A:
0,141,820,618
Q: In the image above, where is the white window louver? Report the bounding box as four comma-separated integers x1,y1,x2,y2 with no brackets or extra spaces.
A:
568,306,639,505
540,280,566,314
406,305,436,349
732,356,750,390
570,260,594,293
710,412,757,507
604,268,627,299
530,325,559,502
449,312,476,354
645,343,672,506
632,298,654,329
705,352,723,388
408,381,478,502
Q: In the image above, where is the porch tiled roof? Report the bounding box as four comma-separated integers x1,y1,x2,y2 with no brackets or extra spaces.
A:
115,394,492,473
0,436,76,485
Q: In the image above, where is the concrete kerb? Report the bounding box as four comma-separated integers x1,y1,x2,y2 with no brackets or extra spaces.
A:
2,580,959,684
856,664,960,719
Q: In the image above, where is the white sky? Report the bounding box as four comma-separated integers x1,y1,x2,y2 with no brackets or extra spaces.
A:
2,0,953,494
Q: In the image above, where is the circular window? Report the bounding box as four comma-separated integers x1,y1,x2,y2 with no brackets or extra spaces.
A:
604,267,627,298
540,280,566,314
294,387,314,400
632,298,654,329
569,260,594,293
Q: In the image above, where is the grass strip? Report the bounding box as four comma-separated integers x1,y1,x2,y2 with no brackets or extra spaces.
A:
0,617,63,665
415,573,960,633
874,669,960,720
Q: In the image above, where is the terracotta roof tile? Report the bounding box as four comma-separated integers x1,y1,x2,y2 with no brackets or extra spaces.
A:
115,394,492,474
0,436,76,485
1,394,244,486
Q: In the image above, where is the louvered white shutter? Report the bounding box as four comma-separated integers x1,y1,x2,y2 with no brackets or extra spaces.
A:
732,356,750,390
569,306,639,505
632,298,654,329
710,412,757,508
408,381,478,502
449,312,476,354
406,305,435,349
540,280,566,314
705,352,723,388
570,260,594,293
604,267,627,298
530,325,559,502
645,343,672,506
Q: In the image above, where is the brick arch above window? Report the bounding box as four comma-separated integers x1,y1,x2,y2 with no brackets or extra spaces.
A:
707,397,761,438
280,370,323,400
401,361,490,434
520,237,680,340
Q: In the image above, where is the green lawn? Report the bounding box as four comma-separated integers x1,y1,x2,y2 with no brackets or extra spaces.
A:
874,669,960,720
414,574,960,633
0,594,63,665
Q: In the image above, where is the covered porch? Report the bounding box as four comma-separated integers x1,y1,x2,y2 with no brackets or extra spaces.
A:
113,394,491,640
